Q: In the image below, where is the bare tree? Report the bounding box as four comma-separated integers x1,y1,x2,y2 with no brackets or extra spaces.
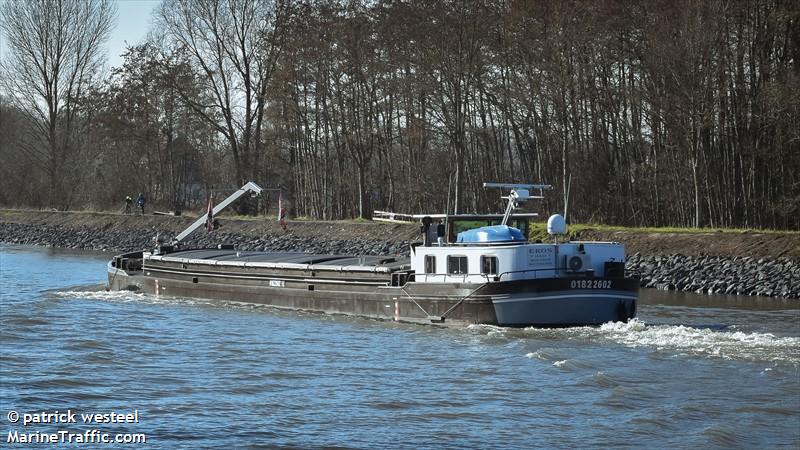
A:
3,0,796,229
156,0,290,189
0,0,115,209
84,44,216,211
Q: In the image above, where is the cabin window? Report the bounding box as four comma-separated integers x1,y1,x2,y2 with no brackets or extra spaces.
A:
481,256,498,275
447,256,468,275
424,255,436,274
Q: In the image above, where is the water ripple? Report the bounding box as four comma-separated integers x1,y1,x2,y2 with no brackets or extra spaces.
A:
2,245,799,449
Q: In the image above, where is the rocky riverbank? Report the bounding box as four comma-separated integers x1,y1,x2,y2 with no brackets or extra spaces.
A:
0,221,411,257
1,210,798,299
626,254,799,299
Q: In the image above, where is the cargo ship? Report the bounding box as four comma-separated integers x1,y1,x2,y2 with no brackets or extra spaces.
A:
107,182,637,327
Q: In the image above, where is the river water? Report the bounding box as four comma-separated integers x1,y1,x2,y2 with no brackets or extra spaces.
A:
1,245,798,448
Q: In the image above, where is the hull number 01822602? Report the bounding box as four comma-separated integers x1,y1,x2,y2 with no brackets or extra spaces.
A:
571,279,612,289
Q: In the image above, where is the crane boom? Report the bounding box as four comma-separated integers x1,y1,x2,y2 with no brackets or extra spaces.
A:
173,181,263,245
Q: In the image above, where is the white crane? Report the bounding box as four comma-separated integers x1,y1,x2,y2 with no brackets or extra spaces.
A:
172,181,264,245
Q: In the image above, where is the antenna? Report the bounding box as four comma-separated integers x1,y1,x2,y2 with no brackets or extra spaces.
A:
483,182,552,225
563,174,572,222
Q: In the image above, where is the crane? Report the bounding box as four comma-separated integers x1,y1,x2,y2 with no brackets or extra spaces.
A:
172,181,264,246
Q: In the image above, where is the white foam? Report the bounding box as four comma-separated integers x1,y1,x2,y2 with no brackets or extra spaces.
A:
594,319,800,363
52,290,206,307
525,348,560,361
473,319,799,364
467,323,508,338
53,290,149,302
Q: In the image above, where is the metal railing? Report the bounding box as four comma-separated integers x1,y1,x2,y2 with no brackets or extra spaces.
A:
416,267,597,283
495,267,593,281
416,272,494,283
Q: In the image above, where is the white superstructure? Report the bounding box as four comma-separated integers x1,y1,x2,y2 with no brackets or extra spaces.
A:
409,183,626,285
411,241,625,284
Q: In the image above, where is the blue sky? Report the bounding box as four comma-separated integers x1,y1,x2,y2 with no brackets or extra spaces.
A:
0,0,160,71
108,0,161,68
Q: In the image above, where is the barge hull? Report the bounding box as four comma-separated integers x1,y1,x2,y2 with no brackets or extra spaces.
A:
108,263,637,327
107,264,499,326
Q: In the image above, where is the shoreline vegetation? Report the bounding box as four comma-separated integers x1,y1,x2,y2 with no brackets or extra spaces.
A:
1,209,797,300
1,1,798,231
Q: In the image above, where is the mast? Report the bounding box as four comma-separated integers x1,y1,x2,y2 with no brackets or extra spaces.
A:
482,182,552,225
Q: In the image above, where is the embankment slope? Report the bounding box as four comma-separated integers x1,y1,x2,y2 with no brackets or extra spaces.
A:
1,210,797,299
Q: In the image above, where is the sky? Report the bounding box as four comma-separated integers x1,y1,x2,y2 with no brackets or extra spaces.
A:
0,0,160,72
107,0,162,69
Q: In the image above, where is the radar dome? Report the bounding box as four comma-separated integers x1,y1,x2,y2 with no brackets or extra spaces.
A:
547,214,567,235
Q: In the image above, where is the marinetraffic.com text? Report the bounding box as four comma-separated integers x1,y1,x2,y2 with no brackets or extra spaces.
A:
6,410,147,445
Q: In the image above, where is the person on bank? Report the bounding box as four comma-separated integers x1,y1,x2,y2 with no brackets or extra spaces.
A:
124,196,132,214
136,193,146,215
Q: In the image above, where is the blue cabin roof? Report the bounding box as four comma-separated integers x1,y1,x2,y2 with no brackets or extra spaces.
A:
456,225,526,243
